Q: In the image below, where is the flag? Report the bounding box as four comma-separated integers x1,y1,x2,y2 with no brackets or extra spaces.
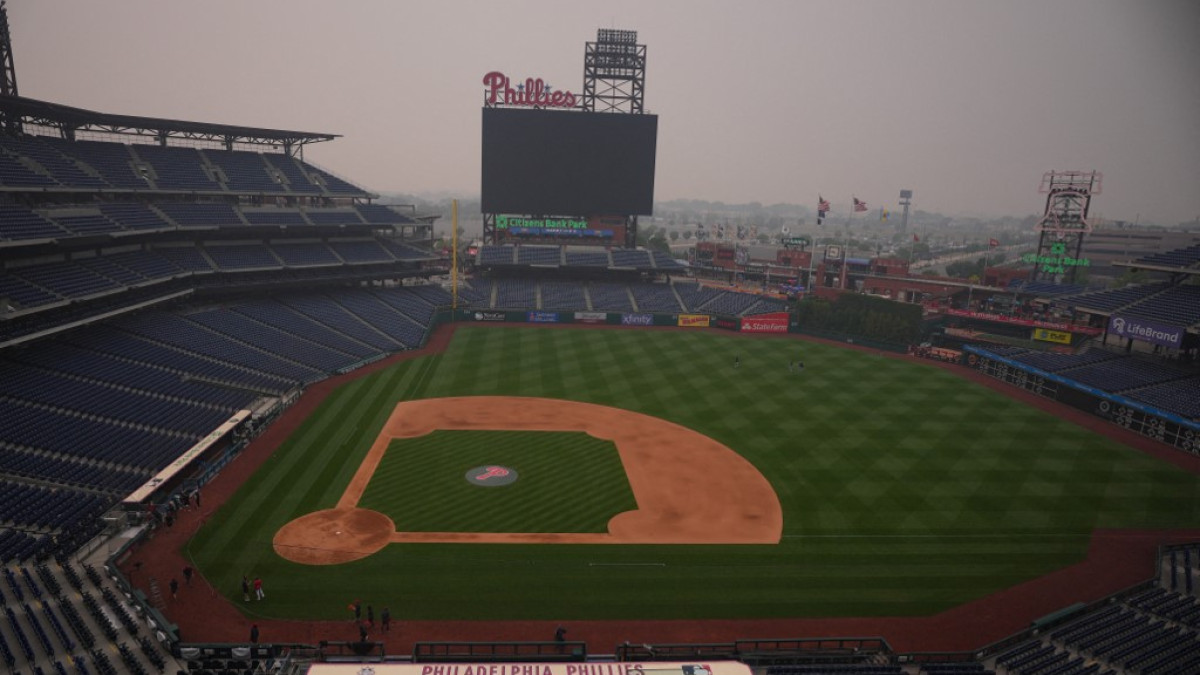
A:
853,197,867,212
818,195,831,212
912,233,920,242
880,208,889,222
989,238,1000,247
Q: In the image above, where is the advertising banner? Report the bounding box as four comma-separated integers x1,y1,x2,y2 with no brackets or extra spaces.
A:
1108,315,1185,349
527,311,560,323
1032,328,1072,344
715,318,739,330
678,314,711,328
473,311,506,322
308,663,751,675
620,313,654,326
740,312,790,333
574,311,607,324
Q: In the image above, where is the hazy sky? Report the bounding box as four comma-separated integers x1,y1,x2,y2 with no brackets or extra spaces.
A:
10,0,1200,224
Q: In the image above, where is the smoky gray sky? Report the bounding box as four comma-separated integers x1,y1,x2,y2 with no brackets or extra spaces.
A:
10,0,1200,224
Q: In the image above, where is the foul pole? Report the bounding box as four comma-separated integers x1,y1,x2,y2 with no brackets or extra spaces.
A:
451,199,459,310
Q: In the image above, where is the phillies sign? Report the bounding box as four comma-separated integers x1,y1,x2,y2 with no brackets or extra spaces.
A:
483,71,578,108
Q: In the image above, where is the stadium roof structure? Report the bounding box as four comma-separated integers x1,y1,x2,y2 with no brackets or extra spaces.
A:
0,94,338,153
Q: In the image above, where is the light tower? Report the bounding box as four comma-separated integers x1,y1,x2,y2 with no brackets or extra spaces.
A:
0,0,21,134
898,189,912,233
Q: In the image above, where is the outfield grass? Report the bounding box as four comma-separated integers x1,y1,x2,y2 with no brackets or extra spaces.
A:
188,326,1200,621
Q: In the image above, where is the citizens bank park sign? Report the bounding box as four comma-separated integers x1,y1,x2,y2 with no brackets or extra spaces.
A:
483,71,578,108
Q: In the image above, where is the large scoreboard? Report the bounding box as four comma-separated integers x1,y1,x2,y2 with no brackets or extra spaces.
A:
481,107,658,218
965,348,1199,454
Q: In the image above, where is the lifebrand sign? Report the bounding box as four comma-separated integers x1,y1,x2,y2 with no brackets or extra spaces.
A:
1108,315,1184,348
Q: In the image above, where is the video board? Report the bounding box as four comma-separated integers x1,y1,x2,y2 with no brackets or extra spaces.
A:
481,107,657,217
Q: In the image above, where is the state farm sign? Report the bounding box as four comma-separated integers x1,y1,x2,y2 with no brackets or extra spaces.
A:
740,312,790,333
483,71,578,108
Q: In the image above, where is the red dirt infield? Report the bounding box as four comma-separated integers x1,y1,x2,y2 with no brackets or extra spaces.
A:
118,322,1200,654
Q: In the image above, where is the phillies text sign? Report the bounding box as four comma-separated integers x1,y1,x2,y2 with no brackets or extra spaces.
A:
483,71,578,108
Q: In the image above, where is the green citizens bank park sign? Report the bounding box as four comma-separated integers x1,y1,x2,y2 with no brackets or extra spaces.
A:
496,215,589,230
1022,242,1091,275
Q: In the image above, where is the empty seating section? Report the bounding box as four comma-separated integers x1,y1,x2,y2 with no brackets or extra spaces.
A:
589,282,634,311
333,290,425,347
0,362,231,435
202,149,283,193
1065,282,1171,313
406,284,452,307
455,280,492,305
281,295,403,351
1012,349,1122,373
540,281,587,310
0,135,107,188
565,249,610,267
631,283,682,312
0,483,106,533
12,341,255,411
1127,379,1200,419
155,202,242,227
300,159,367,195
372,288,436,327
0,273,62,309
205,244,281,270
263,154,321,194
11,261,123,299
64,325,290,393
700,290,762,316
101,250,180,280
304,208,363,225
131,144,217,191
0,148,57,187
1066,358,1192,393
765,667,902,675
97,203,169,231
272,241,341,266
494,279,538,308
1134,243,1200,268
0,445,146,493
233,300,378,359
355,203,413,224
479,245,516,265
118,313,316,382
1008,280,1086,297
745,298,789,315
0,397,191,470
50,213,121,236
611,248,652,268
73,257,148,286
180,308,348,376
46,139,148,189
379,238,432,260
651,250,685,269
242,209,309,226
1121,284,1200,327
154,246,214,272
329,239,394,264
0,205,66,240
516,246,562,266
674,282,722,311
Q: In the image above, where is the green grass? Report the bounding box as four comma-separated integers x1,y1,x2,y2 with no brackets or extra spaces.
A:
358,431,635,533
188,325,1200,621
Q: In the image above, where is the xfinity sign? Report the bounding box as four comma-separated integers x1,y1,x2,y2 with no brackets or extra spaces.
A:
1108,315,1184,348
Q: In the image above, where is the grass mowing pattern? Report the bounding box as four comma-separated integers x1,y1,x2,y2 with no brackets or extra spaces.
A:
358,430,636,533
189,326,1200,621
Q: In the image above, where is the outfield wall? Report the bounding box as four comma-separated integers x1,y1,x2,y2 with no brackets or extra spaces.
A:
963,346,1200,454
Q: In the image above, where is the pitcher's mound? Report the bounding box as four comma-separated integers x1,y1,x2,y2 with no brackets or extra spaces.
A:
273,508,394,565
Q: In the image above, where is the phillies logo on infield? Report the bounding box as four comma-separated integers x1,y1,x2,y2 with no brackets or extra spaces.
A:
465,465,519,487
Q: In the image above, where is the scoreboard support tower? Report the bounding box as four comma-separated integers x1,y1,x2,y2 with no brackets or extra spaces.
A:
1032,170,1101,284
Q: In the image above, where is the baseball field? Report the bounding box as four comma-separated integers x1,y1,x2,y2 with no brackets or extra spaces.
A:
187,324,1200,622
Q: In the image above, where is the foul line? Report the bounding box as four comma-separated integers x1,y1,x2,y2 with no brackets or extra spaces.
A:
781,533,1094,539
